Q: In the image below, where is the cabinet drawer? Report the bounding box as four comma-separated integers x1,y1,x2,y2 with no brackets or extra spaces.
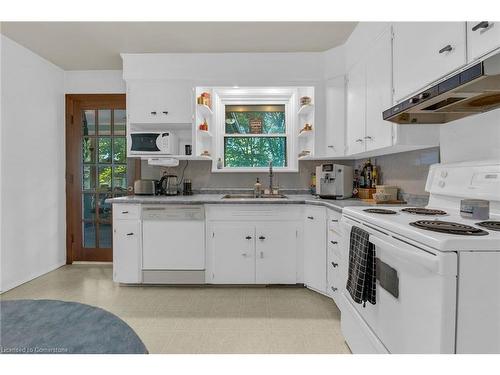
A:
206,204,301,221
113,204,141,220
328,210,342,232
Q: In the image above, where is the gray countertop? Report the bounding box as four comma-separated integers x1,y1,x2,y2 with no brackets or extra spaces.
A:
106,194,375,213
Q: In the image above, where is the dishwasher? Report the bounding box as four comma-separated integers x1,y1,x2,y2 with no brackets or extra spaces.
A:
142,205,205,284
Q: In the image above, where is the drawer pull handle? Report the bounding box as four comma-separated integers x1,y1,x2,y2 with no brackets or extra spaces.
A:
307,216,314,220
331,287,338,292
162,111,169,115
330,241,338,245
439,44,453,54
258,236,266,240
331,262,338,268
151,111,157,115
126,232,134,236
331,219,339,222
245,236,252,240
121,211,129,214
472,21,489,31
355,138,363,143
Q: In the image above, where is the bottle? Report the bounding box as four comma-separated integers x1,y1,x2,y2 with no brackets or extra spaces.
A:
372,164,378,188
365,159,372,188
217,158,223,169
359,165,365,188
254,178,262,198
310,172,316,195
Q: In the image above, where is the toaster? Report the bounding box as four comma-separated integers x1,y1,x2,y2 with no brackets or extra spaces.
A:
134,179,158,195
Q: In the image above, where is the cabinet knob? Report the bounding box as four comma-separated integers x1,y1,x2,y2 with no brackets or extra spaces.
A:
331,287,338,292
355,138,364,143
307,216,314,220
330,240,338,245
439,44,453,54
162,111,169,115
126,232,134,236
327,145,335,148
472,21,489,31
258,236,266,240
245,236,252,240
364,136,373,140
151,111,157,115
331,261,338,268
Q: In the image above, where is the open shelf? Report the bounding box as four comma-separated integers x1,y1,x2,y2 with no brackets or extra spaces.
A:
298,129,313,139
198,129,213,138
297,104,314,116
197,104,213,118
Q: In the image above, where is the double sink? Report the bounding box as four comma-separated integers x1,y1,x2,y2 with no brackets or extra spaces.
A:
222,194,288,199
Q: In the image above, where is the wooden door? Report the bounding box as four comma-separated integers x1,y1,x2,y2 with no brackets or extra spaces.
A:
66,94,138,262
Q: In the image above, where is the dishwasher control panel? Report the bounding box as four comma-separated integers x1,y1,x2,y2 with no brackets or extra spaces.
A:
142,205,205,220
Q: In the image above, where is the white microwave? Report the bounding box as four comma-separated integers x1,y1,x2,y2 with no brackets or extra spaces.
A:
129,132,179,155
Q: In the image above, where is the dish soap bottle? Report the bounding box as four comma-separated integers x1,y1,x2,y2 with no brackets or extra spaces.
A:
254,178,262,198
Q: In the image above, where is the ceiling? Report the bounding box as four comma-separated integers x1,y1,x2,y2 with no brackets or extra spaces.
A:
0,22,357,70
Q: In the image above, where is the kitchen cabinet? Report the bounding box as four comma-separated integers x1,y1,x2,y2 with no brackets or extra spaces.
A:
393,22,466,102
303,206,327,294
346,28,393,155
127,80,193,124
255,222,298,284
210,223,256,284
113,219,142,284
467,21,500,62
346,61,366,155
325,76,346,157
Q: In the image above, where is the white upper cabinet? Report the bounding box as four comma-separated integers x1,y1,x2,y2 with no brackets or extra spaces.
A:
467,21,500,62
325,76,346,157
127,80,193,124
365,28,394,151
393,22,467,102
346,61,366,155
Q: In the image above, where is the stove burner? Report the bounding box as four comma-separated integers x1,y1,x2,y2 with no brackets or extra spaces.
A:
363,208,397,215
401,207,447,216
410,220,489,236
476,221,500,232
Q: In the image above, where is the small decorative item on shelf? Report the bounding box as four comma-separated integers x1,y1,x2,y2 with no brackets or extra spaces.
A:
200,150,211,157
300,96,312,106
250,117,262,134
298,150,311,158
197,92,212,108
299,123,313,134
199,118,209,131
217,158,223,169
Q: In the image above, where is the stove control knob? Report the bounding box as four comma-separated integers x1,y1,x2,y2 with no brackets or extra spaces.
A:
440,170,448,178
438,180,446,188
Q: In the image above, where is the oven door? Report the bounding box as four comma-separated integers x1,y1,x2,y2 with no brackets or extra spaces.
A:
341,216,458,353
130,133,161,153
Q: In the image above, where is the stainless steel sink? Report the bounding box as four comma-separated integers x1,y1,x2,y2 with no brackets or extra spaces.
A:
222,194,287,199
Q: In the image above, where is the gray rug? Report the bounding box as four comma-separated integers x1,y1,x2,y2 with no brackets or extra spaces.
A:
0,299,148,354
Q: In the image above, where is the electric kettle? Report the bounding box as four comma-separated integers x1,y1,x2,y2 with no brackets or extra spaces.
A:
158,174,178,196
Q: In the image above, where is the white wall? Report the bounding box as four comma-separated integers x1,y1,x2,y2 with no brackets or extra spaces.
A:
0,35,65,292
439,109,500,163
64,70,125,93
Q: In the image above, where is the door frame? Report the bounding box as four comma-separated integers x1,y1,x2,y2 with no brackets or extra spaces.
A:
65,94,140,264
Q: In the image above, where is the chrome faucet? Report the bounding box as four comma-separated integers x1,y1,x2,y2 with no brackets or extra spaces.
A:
268,160,274,194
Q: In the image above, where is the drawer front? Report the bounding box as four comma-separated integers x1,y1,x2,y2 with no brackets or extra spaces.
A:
206,204,302,221
113,204,141,220
328,209,342,233
327,250,342,303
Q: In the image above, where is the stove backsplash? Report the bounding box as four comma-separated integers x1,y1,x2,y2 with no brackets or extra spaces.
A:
140,147,440,202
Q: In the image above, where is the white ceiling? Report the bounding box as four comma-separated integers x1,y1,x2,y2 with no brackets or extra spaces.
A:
0,22,357,70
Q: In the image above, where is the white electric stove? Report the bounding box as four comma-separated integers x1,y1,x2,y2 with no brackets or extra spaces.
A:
339,160,500,354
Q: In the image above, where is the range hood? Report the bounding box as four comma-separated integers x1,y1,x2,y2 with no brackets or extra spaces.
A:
383,52,500,124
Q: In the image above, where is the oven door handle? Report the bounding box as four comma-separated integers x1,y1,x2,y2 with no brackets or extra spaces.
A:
369,235,439,273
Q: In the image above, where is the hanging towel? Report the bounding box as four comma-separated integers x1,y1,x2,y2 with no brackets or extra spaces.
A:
346,226,376,307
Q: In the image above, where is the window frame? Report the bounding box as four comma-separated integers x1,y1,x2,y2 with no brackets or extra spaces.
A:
212,88,298,173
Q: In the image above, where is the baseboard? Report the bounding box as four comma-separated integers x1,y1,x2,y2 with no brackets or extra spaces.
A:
0,259,66,294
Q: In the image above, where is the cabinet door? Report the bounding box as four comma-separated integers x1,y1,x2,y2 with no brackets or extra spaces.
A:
325,76,346,157
113,220,142,283
467,21,500,62
255,222,298,284
393,22,466,102
346,61,366,155
211,223,255,284
128,81,193,124
303,206,327,293
365,28,394,151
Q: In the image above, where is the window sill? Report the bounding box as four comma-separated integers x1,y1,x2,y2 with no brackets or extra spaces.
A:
211,167,299,173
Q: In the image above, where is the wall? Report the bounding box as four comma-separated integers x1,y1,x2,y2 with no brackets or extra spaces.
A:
439,109,500,163
0,35,65,292
64,70,125,93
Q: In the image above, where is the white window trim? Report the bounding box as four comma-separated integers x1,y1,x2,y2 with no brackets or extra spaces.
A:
211,87,298,173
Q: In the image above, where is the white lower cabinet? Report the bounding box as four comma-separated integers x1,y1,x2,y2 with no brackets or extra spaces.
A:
113,219,142,283
303,206,327,294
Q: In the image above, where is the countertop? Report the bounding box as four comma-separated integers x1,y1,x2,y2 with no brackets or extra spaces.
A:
106,194,375,213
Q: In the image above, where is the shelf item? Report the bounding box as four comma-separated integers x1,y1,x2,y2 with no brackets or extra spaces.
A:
197,104,213,117
298,104,314,116
300,96,312,106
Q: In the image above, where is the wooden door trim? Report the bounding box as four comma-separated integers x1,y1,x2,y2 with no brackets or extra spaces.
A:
65,94,138,264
